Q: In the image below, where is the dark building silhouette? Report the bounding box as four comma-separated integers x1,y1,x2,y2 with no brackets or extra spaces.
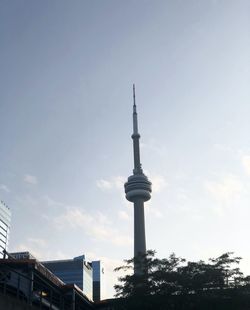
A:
0,255,94,309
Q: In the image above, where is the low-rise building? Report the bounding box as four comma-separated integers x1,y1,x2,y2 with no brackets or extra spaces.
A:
0,255,94,310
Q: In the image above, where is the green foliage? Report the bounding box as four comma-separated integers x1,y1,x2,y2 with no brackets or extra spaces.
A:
113,251,250,310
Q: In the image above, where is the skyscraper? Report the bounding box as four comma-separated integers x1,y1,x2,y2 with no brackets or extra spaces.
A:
90,260,104,301
124,85,152,274
43,255,104,301
0,200,11,258
43,255,93,300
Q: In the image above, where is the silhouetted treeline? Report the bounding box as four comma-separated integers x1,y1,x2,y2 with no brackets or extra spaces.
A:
111,251,250,310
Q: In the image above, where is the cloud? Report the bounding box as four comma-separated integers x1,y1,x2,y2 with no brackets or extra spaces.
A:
145,205,163,218
96,176,126,192
141,140,167,156
16,194,39,209
151,175,168,193
118,210,130,221
28,238,47,248
96,179,112,190
55,208,92,228
43,195,68,208
24,174,38,185
15,238,47,260
112,235,132,246
205,174,243,205
54,207,132,247
242,155,250,175
213,143,233,152
15,237,68,261
0,184,10,193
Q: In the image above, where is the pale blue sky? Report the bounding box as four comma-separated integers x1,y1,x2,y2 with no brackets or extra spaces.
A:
0,0,250,298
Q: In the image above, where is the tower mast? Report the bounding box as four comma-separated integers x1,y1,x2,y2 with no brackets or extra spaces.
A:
132,84,142,175
124,85,152,274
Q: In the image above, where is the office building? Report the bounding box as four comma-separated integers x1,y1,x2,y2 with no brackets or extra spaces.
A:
0,200,11,258
90,260,104,302
43,255,103,301
43,255,93,300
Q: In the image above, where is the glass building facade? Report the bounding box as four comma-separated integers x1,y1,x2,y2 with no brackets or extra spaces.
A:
43,255,104,301
43,255,93,300
0,201,11,258
90,260,104,302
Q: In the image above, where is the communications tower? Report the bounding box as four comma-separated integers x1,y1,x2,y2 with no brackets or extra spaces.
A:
124,85,152,274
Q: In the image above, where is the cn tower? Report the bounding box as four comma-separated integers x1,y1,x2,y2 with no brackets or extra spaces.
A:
124,85,152,274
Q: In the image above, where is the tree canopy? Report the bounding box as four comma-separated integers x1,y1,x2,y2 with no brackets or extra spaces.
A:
113,251,250,310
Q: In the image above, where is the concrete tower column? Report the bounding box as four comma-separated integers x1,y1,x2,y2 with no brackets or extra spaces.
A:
124,85,152,275
134,199,146,255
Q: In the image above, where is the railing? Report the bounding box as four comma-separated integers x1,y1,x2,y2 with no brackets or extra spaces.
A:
0,263,64,309
0,250,94,310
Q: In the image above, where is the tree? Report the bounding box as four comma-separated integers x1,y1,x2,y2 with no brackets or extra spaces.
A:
209,252,243,288
114,250,158,298
114,250,250,310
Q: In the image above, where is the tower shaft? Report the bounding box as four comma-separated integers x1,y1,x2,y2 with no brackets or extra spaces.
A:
134,199,146,255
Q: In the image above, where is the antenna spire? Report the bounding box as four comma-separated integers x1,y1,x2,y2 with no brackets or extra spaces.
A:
133,84,139,135
132,84,142,174
133,84,136,108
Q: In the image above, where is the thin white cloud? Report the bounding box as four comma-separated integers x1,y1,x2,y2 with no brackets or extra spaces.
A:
0,184,10,193
205,174,243,205
15,237,68,261
241,155,250,175
15,237,47,260
213,143,233,152
43,195,68,209
55,208,92,228
24,174,38,185
54,207,132,247
118,210,130,221
151,175,168,193
176,190,190,203
145,205,163,218
96,179,112,190
141,140,167,156
16,194,39,209
28,238,47,248
96,176,126,191
112,176,126,190
112,235,132,246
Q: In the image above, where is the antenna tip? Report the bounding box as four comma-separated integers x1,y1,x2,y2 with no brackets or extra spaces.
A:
133,84,136,106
